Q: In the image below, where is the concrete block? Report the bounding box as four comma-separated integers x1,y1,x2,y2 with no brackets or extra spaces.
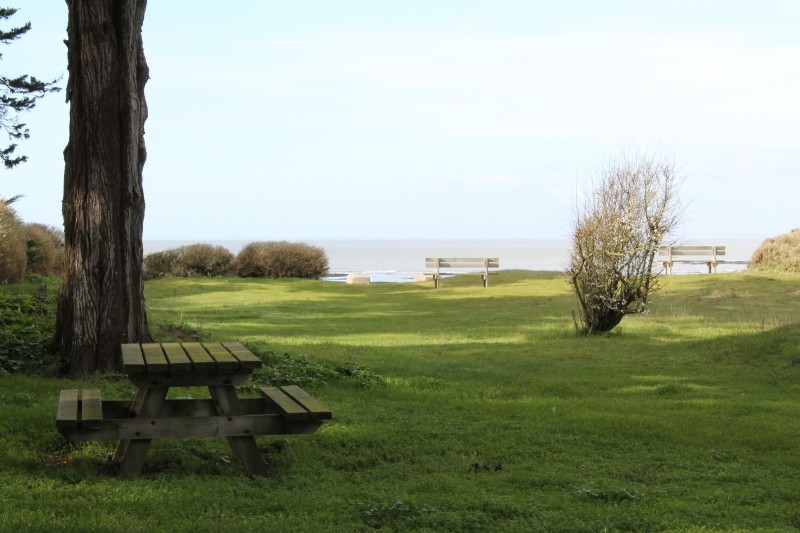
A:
346,274,370,285
414,274,435,282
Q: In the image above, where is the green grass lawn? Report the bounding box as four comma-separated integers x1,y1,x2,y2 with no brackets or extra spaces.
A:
1,270,799,532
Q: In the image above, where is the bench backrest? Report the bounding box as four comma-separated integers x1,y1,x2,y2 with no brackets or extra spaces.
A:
425,258,500,269
657,246,726,259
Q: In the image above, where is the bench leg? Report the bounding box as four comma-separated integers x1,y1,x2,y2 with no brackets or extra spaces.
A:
114,386,168,477
210,385,269,477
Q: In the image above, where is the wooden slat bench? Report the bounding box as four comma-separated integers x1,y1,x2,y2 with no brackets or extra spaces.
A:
657,245,726,274
425,257,500,288
56,388,103,430
55,386,331,441
55,342,332,477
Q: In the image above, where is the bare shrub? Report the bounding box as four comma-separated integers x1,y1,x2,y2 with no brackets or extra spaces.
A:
0,202,26,283
143,248,181,280
235,241,329,279
568,149,681,334
749,229,800,273
171,244,234,277
143,244,234,279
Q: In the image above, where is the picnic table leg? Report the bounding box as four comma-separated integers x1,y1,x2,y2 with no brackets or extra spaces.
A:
113,385,151,462
114,386,168,476
210,385,269,477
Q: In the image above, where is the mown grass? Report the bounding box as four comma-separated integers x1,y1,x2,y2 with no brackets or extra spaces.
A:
1,270,799,532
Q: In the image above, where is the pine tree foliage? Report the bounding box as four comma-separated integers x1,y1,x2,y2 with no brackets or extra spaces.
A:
0,7,60,169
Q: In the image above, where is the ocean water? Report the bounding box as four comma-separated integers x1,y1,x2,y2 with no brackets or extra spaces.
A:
143,238,764,282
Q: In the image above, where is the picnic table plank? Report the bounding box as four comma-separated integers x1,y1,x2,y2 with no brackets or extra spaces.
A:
141,343,170,373
281,385,332,420
56,389,79,430
61,413,286,441
259,387,309,420
161,343,193,372
204,342,240,371
181,342,216,369
80,389,103,429
222,341,262,369
121,343,146,374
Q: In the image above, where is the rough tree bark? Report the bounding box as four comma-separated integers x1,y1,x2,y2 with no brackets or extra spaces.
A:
55,0,151,378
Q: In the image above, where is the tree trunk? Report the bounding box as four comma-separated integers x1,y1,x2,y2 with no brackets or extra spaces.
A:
56,0,151,378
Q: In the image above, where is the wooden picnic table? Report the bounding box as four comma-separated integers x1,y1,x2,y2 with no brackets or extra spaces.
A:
56,342,331,477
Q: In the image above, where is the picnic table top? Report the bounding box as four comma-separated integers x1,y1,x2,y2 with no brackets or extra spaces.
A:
122,341,262,376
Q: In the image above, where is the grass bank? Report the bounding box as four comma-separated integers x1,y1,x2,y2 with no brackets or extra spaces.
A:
1,270,799,531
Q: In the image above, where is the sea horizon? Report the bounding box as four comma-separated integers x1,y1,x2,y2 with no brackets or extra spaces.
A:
143,237,764,281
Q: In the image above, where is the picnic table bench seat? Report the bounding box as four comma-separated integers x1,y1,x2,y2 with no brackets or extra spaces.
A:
56,388,102,431
55,385,331,441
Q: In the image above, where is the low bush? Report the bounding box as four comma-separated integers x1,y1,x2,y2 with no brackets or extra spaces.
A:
0,202,27,284
171,243,234,277
235,241,328,279
0,276,59,375
143,248,181,280
144,244,234,279
750,229,800,273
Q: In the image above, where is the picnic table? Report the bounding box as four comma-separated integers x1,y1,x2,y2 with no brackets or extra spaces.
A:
56,341,331,477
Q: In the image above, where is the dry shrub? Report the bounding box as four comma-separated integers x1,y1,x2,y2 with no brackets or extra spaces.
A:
24,223,62,275
143,248,181,280
0,202,27,283
143,244,234,278
173,244,234,277
568,149,681,334
235,241,329,279
749,229,800,273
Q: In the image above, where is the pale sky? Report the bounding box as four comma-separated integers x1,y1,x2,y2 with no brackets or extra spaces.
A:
3,1,798,241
